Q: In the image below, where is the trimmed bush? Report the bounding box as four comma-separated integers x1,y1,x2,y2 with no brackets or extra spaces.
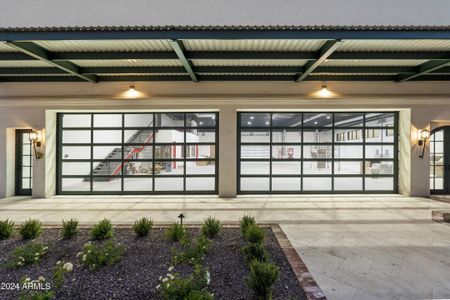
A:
133,217,153,237
245,260,279,300
78,240,125,271
241,243,269,263
91,219,113,240
7,242,48,269
173,235,212,265
0,219,14,240
165,223,185,242
19,219,42,240
160,264,212,300
243,224,265,244
61,219,78,240
201,216,222,239
240,215,256,235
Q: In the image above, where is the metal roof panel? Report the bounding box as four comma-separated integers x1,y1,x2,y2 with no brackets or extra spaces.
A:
0,43,15,52
70,59,182,67
183,39,325,52
322,59,425,67
0,60,52,67
34,40,173,52
339,39,450,52
191,59,308,67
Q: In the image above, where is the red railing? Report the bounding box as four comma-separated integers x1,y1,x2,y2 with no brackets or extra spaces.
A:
109,130,154,179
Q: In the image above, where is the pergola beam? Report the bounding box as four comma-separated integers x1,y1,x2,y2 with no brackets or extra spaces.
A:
397,60,450,82
2,51,450,62
0,66,427,76
6,42,96,82
169,40,198,82
296,40,341,82
3,28,450,41
3,74,450,83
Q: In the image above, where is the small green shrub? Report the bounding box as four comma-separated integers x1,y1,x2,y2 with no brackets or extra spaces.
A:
0,219,14,240
240,215,255,235
133,217,153,237
173,235,212,265
19,277,54,300
77,240,125,271
91,219,113,240
19,260,73,300
246,260,279,300
19,219,42,240
62,219,78,240
201,216,222,239
241,243,269,263
243,224,265,244
165,223,185,242
185,290,214,300
159,264,212,300
7,242,48,269
52,261,74,289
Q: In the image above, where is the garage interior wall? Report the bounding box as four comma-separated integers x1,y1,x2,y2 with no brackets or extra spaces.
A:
0,81,450,198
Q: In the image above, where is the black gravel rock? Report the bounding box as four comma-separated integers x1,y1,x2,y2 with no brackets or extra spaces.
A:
0,227,305,300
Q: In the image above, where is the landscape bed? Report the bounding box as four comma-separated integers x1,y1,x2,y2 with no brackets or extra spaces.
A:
0,226,306,300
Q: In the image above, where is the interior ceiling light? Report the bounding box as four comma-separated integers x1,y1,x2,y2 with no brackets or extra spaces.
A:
250,116,254,120
247,121,252,125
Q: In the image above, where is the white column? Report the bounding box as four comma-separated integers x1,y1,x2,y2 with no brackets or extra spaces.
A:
218,106,237,198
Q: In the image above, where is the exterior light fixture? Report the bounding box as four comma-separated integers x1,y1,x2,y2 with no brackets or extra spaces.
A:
29,130,44,159
418,129,430,159
125,85,139,98
178,213,185,226
317,85,333,98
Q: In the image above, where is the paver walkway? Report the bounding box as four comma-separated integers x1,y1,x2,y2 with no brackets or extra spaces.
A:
1,194,450,299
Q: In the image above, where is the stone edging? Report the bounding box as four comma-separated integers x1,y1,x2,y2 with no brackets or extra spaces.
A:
271,224,327,300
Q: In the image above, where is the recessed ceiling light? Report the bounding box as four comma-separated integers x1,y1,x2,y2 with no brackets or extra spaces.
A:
326,116,331,119
265,121,269,125
250,116,254,120
199,121,203,125
314,121,318,125
247,121,252,125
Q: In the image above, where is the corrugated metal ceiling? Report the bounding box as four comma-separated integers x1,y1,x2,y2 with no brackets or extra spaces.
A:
322,59,426,67
183,40,325,52
0,60,51,67
338,40,450,52
197,73,296,76
70,59,182,67
34,40,173,52
191,59,308,67
0,43,14,52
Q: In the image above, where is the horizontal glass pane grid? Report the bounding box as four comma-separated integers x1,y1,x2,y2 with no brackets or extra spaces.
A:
238,112,397,193
58,112,218,194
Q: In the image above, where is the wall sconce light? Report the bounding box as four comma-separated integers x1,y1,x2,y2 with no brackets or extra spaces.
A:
418,129,430,159
29,130,44,160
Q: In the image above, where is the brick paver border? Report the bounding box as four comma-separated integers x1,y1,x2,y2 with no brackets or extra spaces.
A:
272,224,327,300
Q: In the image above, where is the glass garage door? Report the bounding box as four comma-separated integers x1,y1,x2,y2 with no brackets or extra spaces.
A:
238,112,398,194
57,112,218,194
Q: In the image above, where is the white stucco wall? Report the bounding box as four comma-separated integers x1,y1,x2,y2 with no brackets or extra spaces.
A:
1,0,450,27
0,81,449,198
